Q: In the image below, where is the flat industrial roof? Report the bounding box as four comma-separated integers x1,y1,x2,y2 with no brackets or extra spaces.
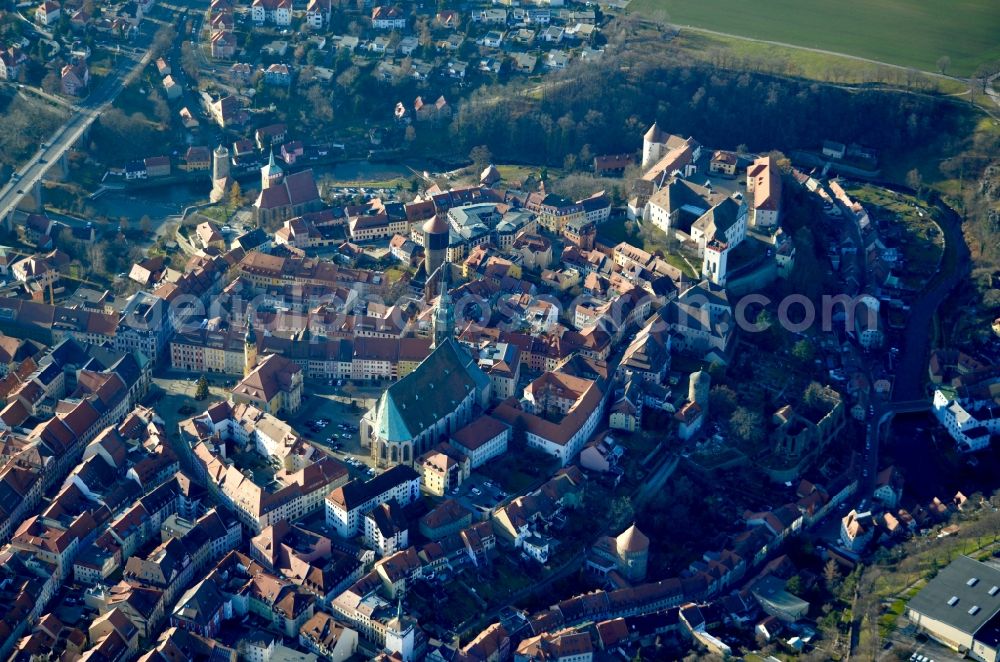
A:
907,556,1000,636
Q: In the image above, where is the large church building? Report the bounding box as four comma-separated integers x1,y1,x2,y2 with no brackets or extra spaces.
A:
361,337,491,468
253,150,323,225
360,271,491,467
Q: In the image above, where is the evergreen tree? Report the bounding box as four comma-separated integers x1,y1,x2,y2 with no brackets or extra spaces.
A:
195,375,209,400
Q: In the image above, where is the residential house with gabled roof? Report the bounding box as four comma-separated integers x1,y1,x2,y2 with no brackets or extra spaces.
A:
491,470,584,548
364,499,409,557
747,155,783,228
373,546,423,598
416,442,470,496
517,628,593,660
210,30,237,58
454,622,510,662
593,153,633,177
169,578,227,638
251,0,292,25
0,46,27,81
371,5,406,29
263,63,292,86
60,60,89,96
207,94,247,128
419,498,472,541
744,504,804,546
874,465,904,509
90,608,140,656
250,521,363,601
233,353,303,414
304,0,331,28
710,150,738,176
298,611,359,659
413,95,451,123
36,0,61,26
840,509,874,552
243,570,317,637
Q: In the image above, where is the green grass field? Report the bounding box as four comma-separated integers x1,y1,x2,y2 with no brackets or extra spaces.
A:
670,31,971,94
628,0,1000,76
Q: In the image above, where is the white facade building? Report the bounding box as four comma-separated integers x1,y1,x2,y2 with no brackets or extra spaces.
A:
325,466,421,538
933,390,1000,453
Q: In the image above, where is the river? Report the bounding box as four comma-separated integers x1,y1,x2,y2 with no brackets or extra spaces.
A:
884,412,1000,503
91,159,432,222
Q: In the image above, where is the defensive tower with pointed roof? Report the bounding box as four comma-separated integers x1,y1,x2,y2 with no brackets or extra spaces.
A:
642,121,668,170
422,212,449,281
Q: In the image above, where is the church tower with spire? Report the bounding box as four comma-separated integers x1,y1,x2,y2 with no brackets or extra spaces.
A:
431,265,454,349
384,598,416,661
244,313,258,377
261,148,283,191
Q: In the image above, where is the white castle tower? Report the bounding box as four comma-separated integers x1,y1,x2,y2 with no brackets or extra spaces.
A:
642,121,668,170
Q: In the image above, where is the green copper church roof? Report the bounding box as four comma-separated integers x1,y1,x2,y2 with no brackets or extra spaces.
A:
373,338,489,443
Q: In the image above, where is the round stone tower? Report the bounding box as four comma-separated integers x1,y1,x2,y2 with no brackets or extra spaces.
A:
615,524,650,583
689,369,711,409
212,145,230,182
422,213,450,279
642,121,666,170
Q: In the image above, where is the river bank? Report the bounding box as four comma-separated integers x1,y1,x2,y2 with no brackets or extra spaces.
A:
91,158,447,222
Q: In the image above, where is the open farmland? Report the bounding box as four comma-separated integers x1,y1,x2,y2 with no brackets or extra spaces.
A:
627,0,1000,76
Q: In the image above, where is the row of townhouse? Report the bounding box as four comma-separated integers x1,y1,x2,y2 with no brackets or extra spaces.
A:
0,341,150,541
43,510,242,659
0,403,203,657
0,291,175,366
118,509,241,635
0,459,194,655
72,469,204,586
170,327,433,381
184,401,350,534
236,250,383,295
332,520,496,650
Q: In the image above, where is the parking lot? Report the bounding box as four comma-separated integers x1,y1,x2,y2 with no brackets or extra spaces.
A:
288,388,382,480
886,624,968,662
447,473,509,517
